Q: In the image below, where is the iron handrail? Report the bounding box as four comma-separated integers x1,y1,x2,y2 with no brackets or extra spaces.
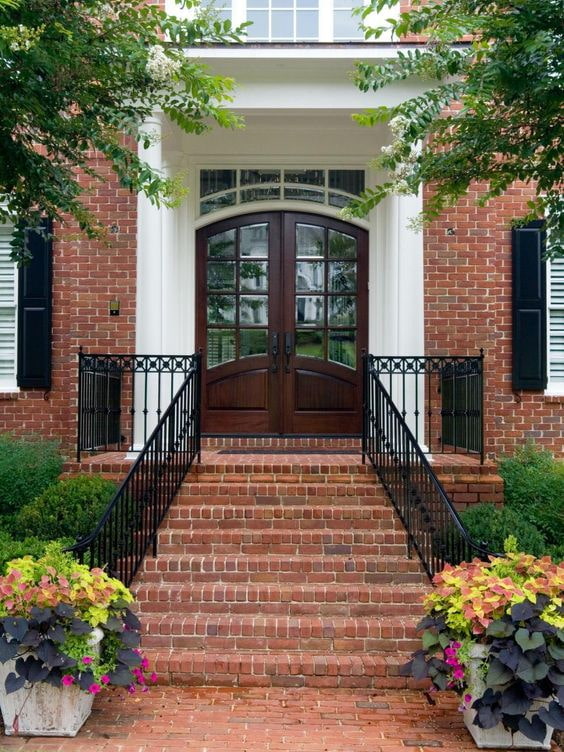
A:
362,353,496,578
68,353,202,586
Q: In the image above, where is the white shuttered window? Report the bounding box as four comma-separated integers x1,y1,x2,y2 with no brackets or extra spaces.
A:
548,256,564,388
0,224,17,389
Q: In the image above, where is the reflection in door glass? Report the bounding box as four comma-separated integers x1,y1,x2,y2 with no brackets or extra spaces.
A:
328,230,356,259
240,329,268,358
240,224,269,257
296,329,324,360
296,224,324,257
240,296,269,325
329,330,356,368
240,261,268,291
329,262,356,292
296,261,324,292
207,262,236,290
207,229,236,258
208,295,236,324
329,296,356,326
296,296,324,326
207,329,236,368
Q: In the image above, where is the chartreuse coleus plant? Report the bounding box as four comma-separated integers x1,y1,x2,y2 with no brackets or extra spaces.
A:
0,543,155,695
402,538,564,743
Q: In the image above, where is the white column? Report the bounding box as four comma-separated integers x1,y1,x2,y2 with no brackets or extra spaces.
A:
134,115,164,450
136,114,164,355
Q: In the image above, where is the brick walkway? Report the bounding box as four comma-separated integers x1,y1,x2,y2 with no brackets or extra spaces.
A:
2,687,561,752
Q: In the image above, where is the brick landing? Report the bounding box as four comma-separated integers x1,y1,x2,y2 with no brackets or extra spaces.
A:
4,686,555,752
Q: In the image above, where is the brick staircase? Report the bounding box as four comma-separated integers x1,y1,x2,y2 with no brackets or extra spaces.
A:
132,439,430,689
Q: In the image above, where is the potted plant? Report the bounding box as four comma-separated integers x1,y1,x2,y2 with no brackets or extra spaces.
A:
0,543,155,737
402,538,564,749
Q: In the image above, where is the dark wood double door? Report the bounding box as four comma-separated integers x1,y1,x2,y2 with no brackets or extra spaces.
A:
197,212,368,434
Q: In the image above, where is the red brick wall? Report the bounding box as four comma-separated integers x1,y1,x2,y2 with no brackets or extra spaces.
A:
424,182,564,459
0,154,137,454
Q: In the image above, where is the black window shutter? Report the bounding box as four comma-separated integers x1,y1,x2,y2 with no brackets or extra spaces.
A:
17,218,53,389
512,220,547,390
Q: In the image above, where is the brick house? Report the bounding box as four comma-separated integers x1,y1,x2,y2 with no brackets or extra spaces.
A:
0,0,561,688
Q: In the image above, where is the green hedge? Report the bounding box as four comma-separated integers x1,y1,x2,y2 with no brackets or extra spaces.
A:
461,444,564,562
0,434,63,536
17,475,117,542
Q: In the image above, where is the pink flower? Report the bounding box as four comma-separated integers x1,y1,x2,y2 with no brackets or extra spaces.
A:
82,656,93,665
464,694,473,704
88,683,101,694
451,641,461,649
100,674,111,685
141,657,149,669
453,668,464,680
150,672,158,683
61,675,75,686
128,684,136,694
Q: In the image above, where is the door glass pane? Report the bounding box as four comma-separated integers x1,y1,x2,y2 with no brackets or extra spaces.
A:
329,261,356,292
240,169,281,186
201,170,236,198
296,329,324,359
241,187,281,203
240,224,269,257
201,192,236,216
329,230,356,259
208,295,236,324
296,261,324,292
240,329,268,358
296,224,324,257
207,329,236,368
285,169,324,186
240,261,268,291
285,187,324,203
296,296,324,326
207,261,236,290
208,230,236,258
329,296,356,326
329,330,356,368
240,296,269,325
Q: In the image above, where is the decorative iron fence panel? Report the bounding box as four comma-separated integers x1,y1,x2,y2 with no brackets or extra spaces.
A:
362,354,494,577
69,353,202,586
370,352,484,462
77,351,195,461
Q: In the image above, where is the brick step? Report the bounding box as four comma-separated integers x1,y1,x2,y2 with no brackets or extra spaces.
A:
201,438,362,450
141,614,421,653
175,485,387,505
145,649,423,689
165,505,401,532
190,462,374,485
156,529,409,557
138,554,427,585
133,582,427,617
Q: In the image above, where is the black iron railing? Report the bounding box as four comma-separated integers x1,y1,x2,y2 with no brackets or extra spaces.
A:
371,352,484,463
69,353,201,586
77,352,195,461
362,354,494,577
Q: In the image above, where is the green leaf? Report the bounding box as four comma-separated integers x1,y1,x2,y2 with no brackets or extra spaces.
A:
422,630,439,650
486,658,513,687
515,629,545,652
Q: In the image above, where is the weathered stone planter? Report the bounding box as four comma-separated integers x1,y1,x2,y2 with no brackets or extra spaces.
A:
463,644,554,750
0,628,103,737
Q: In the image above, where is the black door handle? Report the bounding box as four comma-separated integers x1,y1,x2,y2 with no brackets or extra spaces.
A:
271,332,279,373
284,332,293,373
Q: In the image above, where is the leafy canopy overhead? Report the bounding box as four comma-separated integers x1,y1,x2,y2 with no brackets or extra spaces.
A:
0,0,242,261
347,0,564,256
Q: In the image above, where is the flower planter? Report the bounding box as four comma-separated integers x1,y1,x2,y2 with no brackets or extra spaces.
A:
0,628,103,737
463,645,554,750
